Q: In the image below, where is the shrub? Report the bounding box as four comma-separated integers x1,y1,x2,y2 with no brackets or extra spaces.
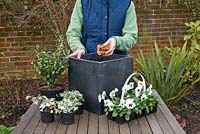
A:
32,35,69,88
184,20,200,81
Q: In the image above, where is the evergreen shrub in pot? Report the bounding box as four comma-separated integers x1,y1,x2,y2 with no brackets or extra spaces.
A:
32,36,69,100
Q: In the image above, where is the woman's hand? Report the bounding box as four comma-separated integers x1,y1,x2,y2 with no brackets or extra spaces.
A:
68,49,85,58
102,38,116,56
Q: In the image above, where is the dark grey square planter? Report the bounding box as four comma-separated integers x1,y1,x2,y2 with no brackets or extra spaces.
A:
68,53,133,115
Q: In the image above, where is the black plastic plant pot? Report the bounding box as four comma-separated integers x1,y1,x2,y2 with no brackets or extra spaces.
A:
39,84,64,101
75,104,84,115
69,53,133,115
142,108,148,116
61,113,75,125
115,116,126,124
107,112,115,121
130,112,136,121
40,112,54,123
136,113,143,119
149,103,158,114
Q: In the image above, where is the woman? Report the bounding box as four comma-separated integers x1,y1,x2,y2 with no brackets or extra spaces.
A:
67,0,138,58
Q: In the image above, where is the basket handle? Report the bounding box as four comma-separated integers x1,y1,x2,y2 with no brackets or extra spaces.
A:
123,73,146,92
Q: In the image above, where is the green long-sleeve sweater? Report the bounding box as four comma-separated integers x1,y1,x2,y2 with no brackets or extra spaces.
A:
66,0,138,52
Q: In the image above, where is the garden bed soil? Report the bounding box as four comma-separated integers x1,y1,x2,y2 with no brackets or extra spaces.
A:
169,84,200,134
0,78,199,134
0,77,68,128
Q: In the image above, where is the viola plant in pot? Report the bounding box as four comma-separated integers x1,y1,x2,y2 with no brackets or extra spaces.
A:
69,90,85,115
57,90,83,125
59,90,85,115
26,95,57,123
32,35,69,100
99,72,160,124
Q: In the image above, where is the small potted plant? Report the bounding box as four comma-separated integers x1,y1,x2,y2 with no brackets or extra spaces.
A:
59,90,85,114
26,95,57,123
56,90,83,125
32,35,69,100
69,90,85,115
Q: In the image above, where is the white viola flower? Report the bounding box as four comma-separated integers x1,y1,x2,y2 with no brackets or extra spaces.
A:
125,99,136,109
122,85,128,93
141,93,147,101
114,88,119,92
119,99,126,108
109,90,116,99
104,99,111,107
108,100,114,109
135,87,142,95
98,94,102,102
147,84,153,95
148,90,153,95
109,106,113,111
147,84,152,91
108,101,114,107
102,91,106,100
135,92,140,97
137,81,144,88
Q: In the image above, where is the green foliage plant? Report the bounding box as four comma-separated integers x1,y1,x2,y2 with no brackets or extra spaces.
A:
32,35,69,88
0,125,14,134
56,90,84,114
136,40,199,106
184,20,200,82
26,95,57,113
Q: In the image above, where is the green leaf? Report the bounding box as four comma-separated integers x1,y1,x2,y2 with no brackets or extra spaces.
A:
112,111,118,117
125,114,130,121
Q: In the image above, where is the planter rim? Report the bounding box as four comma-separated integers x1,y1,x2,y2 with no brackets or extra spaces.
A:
69,53,133,64
39,84,65,91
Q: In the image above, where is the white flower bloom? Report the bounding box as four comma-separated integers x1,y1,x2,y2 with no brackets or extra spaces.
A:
119,99,126,108
109,106,113,111
102,91,106,100
125,98,136,109
137,81,144,88
98,94,102,102
33,101,38,105
104,99,114,111
135,92,140,97
104,99,112,107
114,88,119,92
141,93,147,101
135,87,142,94
148,90,153,95
109,90,117,99
25,96,31,100
122,85,128,93
147,84,152,91
147,84,153,95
